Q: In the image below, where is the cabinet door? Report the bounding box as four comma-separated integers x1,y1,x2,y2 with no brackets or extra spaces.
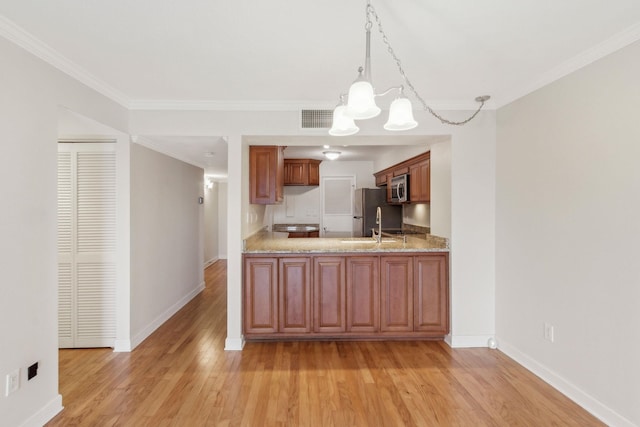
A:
409,159,430,202
414,254,449,334
284,161,307,185
244,257,278,334
346,256,379,332
276,146,284,202
250,146,284,204
308,161,320,186
380,256,414,332
279,257,311,333
313,257,346,333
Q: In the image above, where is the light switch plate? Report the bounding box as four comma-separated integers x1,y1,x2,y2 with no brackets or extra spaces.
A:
5,369,19,396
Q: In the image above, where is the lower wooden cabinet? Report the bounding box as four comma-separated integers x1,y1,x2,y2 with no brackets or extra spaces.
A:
414,255,449,334
244,257,278,334
313,257,346,333
346,256,379,333
380,256,414,332
243,252,449,340
279,257,311,333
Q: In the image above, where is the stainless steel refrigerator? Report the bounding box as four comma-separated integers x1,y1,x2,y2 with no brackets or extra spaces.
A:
352,188,403,237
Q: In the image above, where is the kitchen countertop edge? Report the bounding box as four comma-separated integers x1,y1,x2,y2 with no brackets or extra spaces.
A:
243,231,449,254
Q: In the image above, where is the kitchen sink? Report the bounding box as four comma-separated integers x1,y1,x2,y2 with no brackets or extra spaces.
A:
273,225,319,232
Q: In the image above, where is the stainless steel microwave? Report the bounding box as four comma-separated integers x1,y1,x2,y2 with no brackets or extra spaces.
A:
390,174,408,203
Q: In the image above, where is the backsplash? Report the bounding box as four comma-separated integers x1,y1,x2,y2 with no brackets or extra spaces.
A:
403,203,430,228
402,223,431,234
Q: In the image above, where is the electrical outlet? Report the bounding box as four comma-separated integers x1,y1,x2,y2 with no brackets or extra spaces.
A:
27,362,38,381
544,323,555,343
5,369,20,396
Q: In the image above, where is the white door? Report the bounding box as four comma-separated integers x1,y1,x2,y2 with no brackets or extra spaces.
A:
321,176,355,237
58,142,116,348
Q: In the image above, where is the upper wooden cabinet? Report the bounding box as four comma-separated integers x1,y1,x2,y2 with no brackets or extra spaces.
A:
249,146,284,204
374,151,430,203
409,158,430,203
374,171,387,186
284,159,321,186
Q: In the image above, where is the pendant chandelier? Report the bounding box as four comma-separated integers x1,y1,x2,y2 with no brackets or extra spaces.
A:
329,1,490,136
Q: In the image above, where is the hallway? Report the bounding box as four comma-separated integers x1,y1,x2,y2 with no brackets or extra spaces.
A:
47,260,603,426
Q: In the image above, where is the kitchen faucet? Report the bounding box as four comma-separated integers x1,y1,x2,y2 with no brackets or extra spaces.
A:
374,206,382,243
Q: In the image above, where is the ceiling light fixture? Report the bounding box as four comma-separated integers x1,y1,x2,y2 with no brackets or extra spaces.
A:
329,0,490,136
323,151,341,160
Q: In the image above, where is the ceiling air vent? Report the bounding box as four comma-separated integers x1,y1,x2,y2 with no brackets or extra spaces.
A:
301,109,333,129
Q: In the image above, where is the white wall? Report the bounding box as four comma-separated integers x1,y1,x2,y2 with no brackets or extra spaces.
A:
496,41,640,427
372,144,432,171
204,179,219,265
0,36,129,427
217,182,228,259
429,141,452,239
129,143,205,348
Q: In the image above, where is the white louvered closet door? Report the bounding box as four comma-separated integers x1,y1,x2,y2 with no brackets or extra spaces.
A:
58,142,116,348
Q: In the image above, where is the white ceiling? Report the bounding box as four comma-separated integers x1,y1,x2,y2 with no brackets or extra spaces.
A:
3,0,640,175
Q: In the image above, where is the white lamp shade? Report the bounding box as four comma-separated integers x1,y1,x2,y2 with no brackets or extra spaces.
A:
346,80,381,120
384,97,418,131
329,105,359,136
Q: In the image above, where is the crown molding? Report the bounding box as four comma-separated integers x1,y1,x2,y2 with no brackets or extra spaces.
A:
128,100,328,111
127,98,495,112
0,14,131,108
496,22,640,108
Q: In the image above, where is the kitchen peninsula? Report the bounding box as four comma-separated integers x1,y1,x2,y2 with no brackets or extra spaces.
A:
243,230,449,341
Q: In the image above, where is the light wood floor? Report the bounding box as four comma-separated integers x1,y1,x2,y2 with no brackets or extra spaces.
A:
47,260,604,426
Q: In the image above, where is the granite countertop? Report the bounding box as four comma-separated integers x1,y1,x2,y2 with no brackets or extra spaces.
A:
243,230,449,254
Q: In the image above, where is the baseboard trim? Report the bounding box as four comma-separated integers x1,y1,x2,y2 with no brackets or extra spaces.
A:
204,257,219,269
20,394,63,427
224,336,245,351
447,334,493,348
498,339,636,427
130,281,206,350
113,339,132,352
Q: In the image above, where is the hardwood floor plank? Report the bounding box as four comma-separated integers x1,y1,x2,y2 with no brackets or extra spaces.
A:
47,260,605,427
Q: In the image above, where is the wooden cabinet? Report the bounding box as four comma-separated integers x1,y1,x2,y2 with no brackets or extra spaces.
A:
380,256,414,332
249,145,284,204
284,159,321,186
279,257,311,333
243,252,448,340
374,151,430,204
244,257,278,334
346,256,379,333
313,257,346,333
414,254,449,334
374,171,387,187
409,158,430,203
